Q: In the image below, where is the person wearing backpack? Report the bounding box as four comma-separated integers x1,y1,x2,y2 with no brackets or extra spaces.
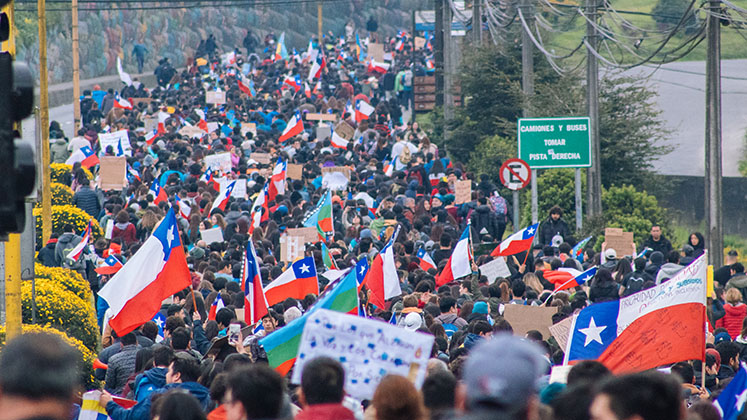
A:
488,192,510,241
54,230,89,278
433,296,467,340
620,257,654,297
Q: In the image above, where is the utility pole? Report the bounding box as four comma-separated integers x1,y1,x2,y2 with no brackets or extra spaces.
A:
585,0,602,218
705,0,723,267
520,0,537,224
443,0,454,122
40,0,52,245
317,2,323,43
72,0,80,132
434,0,444,107
473,0,481,45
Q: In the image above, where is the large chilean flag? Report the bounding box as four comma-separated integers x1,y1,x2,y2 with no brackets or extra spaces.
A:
436,225,472,286
361,225,402,308
98,209,191,336
565,254,707,373
263,256,319,306
491,223,538,257
243,240,269,324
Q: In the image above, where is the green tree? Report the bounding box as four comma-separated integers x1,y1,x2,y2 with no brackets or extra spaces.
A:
520,168,586,230
652,0,699,34
602,184,671,248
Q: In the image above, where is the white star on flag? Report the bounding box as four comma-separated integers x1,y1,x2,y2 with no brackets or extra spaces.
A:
167,227,175,248
300,263,310,274
527,227,535,235
736,389,747,411
579,317,607,347
154,317,164,328
360,266,366,275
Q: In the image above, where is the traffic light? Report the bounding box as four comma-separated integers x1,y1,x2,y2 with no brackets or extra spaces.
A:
0,44,35,237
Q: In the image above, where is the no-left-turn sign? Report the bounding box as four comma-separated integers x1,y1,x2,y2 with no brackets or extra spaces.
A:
499,158,531,191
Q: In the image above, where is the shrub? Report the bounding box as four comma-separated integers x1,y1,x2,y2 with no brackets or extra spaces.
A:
0,324,98,390
33,205,103,246
33,263,92,302
602,185,671,248
22,280,99,353
50,163,93,186
50,182,74,206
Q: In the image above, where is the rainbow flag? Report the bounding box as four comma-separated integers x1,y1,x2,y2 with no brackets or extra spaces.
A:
261,265,358,375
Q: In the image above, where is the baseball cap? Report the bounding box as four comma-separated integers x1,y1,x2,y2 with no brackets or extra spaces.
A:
604,248,617,260
464,334,547,412
403,313,422,331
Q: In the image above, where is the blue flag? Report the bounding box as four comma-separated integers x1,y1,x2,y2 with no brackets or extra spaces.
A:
716,363,747,420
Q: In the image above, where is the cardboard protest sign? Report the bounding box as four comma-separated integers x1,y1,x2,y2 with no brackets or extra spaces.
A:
178,125,207,139
99,156,127,190
454,180,472,205
479,257,511,284
98,130,131,157
130,98,152,107
604,228,635,257
280,227,319,262
287,163,304,180
334,121,355,140
414,36,426,49
250,153,272,165
322,171,349,191
200,227,224,244
549,315,575,352
321,166,352,179
367,42,385,61
502,305,558,339
205,90,226,105
292,309,434,401
240,123,257,137
305,113,337,122
204,152,232,173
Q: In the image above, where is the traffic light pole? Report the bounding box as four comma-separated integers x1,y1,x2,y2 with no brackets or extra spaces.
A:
39,0,52,245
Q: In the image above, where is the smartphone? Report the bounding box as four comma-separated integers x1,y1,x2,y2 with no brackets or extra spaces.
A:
228,323,240,345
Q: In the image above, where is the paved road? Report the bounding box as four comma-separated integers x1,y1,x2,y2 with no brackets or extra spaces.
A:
624,59,747,177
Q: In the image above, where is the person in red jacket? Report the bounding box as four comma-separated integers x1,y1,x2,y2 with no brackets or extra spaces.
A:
111,210,137,246
716,288,747,339
296,357,357,420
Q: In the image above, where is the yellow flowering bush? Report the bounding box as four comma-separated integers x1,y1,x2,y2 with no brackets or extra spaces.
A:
33,263,92,302
0,324,98,390
51,182,74,206
22,280,100,353
50,163,93,186
33,205,103,245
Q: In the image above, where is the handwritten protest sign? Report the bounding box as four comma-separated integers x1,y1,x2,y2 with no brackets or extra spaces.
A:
604,228,635,257
479,257,511,284
220,178,247,199
205,90,226,105
454,180,472,204
292,309,434,401
98,130,131,157
306,113,337,122
549,315,575,351
280,227,319,262
250,153,272,165
367,43,385,61
200,227,224,244
99,157,127,190
322,171,349,191
287,163,303,180
204,152,232,173
502,305,558,339
334,121,355,140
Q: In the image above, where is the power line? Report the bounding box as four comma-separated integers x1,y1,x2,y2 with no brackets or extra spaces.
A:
14,0,346,11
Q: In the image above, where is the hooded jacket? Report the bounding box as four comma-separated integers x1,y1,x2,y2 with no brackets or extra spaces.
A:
656,263,683,284
37,240,58,267
50,138,70,163
539,217,573,246
295,403,357,420
434,313,468,329
134,367,167,403
107,381,210,420
716,303,747,339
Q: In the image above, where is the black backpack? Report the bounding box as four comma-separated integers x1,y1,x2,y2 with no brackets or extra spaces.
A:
624,275,646,297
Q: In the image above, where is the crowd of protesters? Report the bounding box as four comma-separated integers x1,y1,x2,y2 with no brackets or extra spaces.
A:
17,20,747,420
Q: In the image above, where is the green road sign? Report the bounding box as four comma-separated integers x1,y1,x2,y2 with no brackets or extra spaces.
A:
518,117,591,169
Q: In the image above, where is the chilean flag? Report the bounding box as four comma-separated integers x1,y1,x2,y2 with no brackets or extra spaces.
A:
66,145,100,168
491,223,539,257
263,256,319,306
207,293,225,321
308,51,326,81
436,225,472,286
267,158,287,203
242,240,269,324
278,111,304,142
367,59,390,74
210,181,236,214
200,167,219,192
127,165,141,183
144,129,159,146
548,266,598,292
98,209,192,336
66,220,93,263
361,225,402,308
417,247,436,272
304,82,312,99
284,75,302,92
354,99,375,123
383,156,398,177
95,255,124,275
238,75,256,97
175,195,191,220
565,254,707,373
248,183,269,235
150,179,168,205
104,242,122,259
114,92,133,110
330,128,349,150
157,110,170,134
